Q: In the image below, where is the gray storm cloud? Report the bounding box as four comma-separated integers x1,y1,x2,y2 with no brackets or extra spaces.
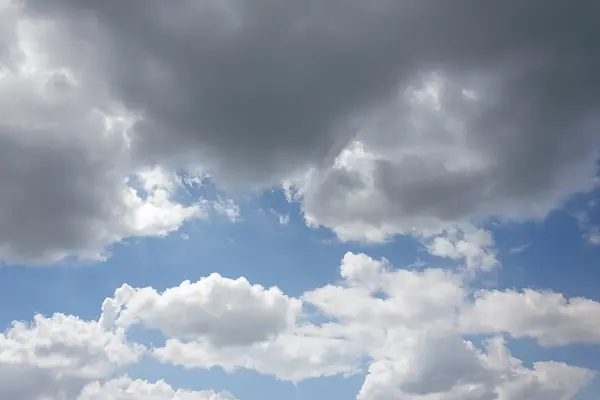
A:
2,0,600,261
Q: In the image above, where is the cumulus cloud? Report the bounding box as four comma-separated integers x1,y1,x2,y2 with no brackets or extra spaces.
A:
0,313,143,399
100,272,359,381
358,336,594,400
123,252,465,381
425,228,499,272
0,312,234,399
78,378,237,400
302,252,465,331
154,329,364,382
460,289,600,346
96,253,599,397
1,252,599,398
100,273,301,347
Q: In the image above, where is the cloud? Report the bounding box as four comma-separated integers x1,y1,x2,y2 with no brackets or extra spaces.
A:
208,197,241,223
101,272,359,381
294,68,600,240
572,211,600,246
0,313,143,399
358,336,594,400
1,252,599,398
100,273,302,347
99,253,598,397
6,2,599,393
0,312,234,399
460,289,600,346
270,209,290,225
0,0,593,251
508,243,531,254
153,329,364,382
425,228,499,272
0,2,237,265
302,252,465,331
78,378,237,400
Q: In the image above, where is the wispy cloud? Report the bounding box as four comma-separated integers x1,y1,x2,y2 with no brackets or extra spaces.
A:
508,243,531,254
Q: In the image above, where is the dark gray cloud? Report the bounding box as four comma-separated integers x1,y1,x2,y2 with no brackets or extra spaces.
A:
299,66,600,239
22,0,600,184
0,21,140,265
0,6,204,265
0,119,203,264
2,0,600,262
0,128,127,263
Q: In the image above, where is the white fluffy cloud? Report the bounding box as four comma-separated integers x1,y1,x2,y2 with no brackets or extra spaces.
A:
103,251,464,382
0,312,236,399
100,273,301,346
460,289,600,346
358,336,594,400
154,329,364,382
0,313,143,399
100,272,358,381
97,253,599,398
302,252,465,332
1,252,599,398
78,378,237,400
425,228,499,272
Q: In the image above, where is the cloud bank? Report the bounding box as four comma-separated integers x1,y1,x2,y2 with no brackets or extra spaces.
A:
3,253,598,399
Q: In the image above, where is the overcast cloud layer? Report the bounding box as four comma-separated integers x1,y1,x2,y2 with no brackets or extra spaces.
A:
0,0,599,261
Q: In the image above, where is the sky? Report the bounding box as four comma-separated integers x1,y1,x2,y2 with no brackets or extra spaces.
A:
1,0,600,399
